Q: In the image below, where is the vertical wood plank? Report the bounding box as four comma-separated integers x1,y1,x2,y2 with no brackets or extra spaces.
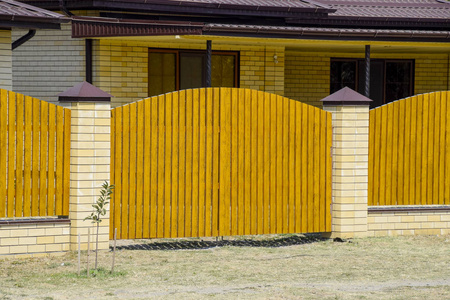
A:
415,95,423,205
55,105,63,216
62,108,71,216
379,106,387,206
269,93,277,234
368,109,375,206
110,108,115,239
7,92,16,217
325,112,332,231
257,91,264,234
445,92,450,204
39,101,48,216
431,94,438,205
404,98,412,206
178,91,186,237
421,94,429,205
150,96,159,238
243,89,251,235
23,96,32,217
219,88,231,236
205,89,213,236
319,110,326,232
276,94,284,233
185,90,193,237
143,99,151,238
136,101,144,238
114,107,123,239
0,90,7,217
249,90,258,235
121,105,130,239
313,109,320,232
385,104,393,205
191,90,199,237
410,97,417,205
391,102,399,206
164,93,173,238
439,92,446,204
294,103,302,233
237,89,245,235
47,104,56,216
198,89,206,237
230,88,238,235
263,92,270,234
397,100,405,205
212,88,220,236
157,95,165,238
15,94,24,217
301,103,308,232
128,103,137,239
282,96,289,233
288,99,296,233
172,92,179,237
31,98,40,216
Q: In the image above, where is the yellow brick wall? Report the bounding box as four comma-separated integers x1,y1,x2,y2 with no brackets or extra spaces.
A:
285,51,450,108
0,30,12,90
0,222,71,258
368,210,450,237
94,40,285,107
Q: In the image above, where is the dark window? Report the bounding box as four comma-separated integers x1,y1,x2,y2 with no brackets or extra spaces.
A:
148,49,239,97
330,59,414,108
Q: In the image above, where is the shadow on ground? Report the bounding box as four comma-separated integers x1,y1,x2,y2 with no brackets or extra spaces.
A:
113,234,331,251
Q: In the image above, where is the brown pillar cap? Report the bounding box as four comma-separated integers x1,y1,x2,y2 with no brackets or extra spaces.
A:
58,81,112,102
321,87,372,106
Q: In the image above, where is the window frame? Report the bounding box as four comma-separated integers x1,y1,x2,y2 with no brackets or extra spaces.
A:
330,58,415,106
148,48,240,97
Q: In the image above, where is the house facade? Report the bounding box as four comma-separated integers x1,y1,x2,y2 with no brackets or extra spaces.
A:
11,0,450,108
0,0,67,90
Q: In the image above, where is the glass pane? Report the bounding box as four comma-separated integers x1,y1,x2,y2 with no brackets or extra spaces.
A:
330,61,356,93
385,61,412,103
148,52,176,97
358,61,384,108
212,54,236,87
180,53,204,90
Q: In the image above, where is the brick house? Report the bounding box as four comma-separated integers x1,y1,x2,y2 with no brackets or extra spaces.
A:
0,0,67,90
11,0,450,108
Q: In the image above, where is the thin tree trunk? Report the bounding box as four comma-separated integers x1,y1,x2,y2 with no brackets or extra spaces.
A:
95,222,99,269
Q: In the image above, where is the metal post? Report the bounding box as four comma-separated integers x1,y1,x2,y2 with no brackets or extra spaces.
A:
85,39,93,84
206,40,212,88
364,45,370,98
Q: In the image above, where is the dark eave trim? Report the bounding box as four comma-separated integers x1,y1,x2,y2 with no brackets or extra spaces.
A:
203,25,450,43
72,18,203,38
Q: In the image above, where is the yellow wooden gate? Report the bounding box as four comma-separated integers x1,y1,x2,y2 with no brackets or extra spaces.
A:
0,90,71,218
110,88,332,239
369,91,450,206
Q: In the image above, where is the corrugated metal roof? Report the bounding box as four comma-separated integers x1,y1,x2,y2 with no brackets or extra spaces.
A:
321,0,450,19
0,0,65,19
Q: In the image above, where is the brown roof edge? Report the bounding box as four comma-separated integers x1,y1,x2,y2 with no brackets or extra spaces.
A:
71,18,203,38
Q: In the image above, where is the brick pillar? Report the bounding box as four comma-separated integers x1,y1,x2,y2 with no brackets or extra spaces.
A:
58,82,112,250
321,87,371,238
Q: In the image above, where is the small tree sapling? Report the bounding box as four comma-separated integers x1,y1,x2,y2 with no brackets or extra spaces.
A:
85,181,114,270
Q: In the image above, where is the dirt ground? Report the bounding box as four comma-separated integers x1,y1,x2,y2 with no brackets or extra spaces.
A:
0,234,449,299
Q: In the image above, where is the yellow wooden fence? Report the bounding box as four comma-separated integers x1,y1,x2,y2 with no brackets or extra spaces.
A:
0,90,71,218
369,91,450,206
111,88,332,239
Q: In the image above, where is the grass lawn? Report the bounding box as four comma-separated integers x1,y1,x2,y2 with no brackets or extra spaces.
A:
0,235,449,299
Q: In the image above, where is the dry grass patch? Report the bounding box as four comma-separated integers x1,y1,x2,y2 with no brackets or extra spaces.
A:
0,235,449,299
